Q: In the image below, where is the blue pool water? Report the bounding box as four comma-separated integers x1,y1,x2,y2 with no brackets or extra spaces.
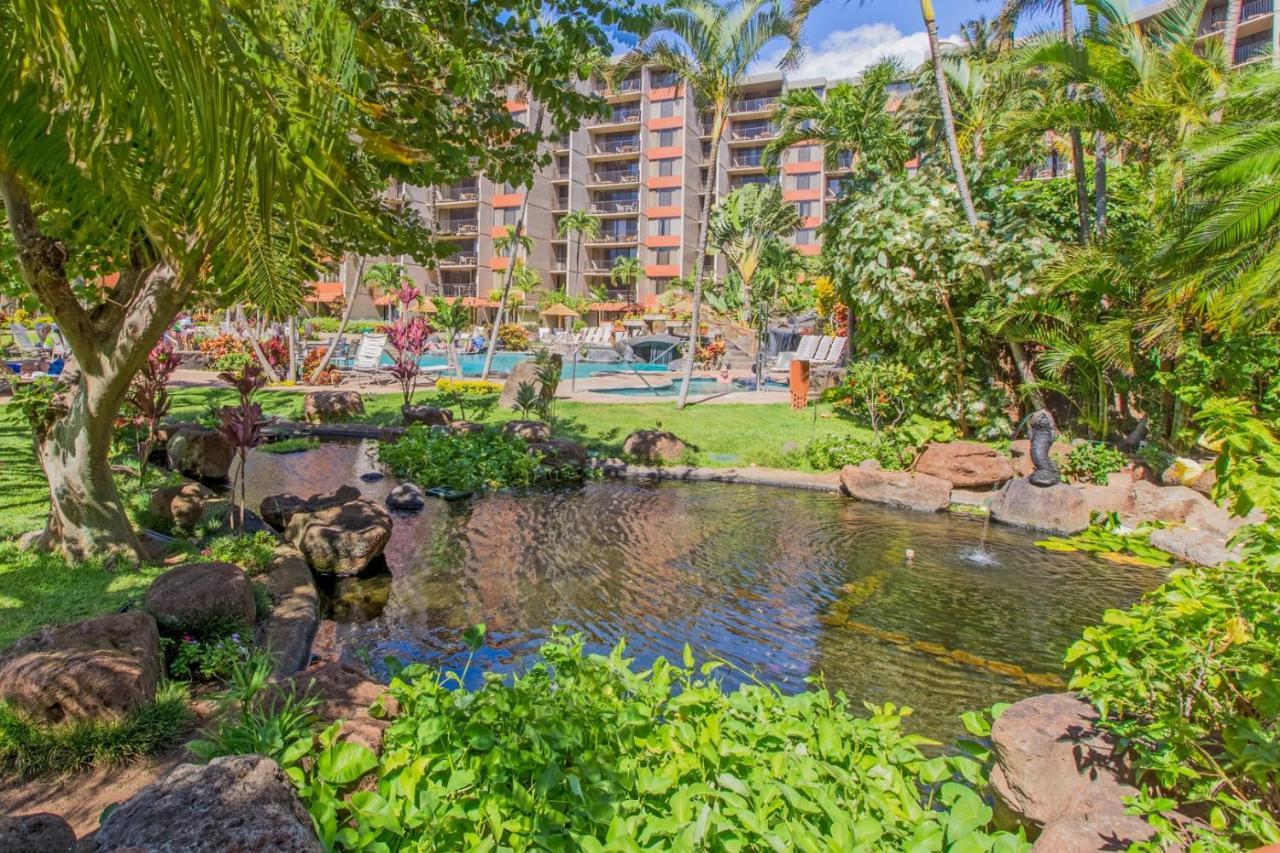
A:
393,352,668,379
597,377,788,397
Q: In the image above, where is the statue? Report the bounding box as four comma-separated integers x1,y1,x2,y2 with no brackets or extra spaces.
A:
1028,410,1061,487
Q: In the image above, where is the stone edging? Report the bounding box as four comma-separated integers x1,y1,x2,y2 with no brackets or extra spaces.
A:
601,461,843,493
262,543,319,677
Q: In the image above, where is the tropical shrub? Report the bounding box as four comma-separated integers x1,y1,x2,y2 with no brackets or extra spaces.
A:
496,323,531,351
123,341,179,481
806,434,912,471
211,350,253,373
269,631,1026,851
829,360,915,434
434,378,501,421
188,653,318,764
216,364,271,529
378,425,547,491
1062,443,1127,485
694,339,726,368
165,630,254,682
198,333,245,362
301,348,341,386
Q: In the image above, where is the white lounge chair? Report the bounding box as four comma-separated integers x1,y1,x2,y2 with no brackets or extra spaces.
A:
9,324,45,357
347,333,394,383
811,336,834,365
817,336,848,365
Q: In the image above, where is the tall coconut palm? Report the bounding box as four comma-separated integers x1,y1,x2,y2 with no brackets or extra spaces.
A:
609,255,644,302
557,209,602,294
617,0,808,409
762,58,909,174
1222,0,1242,67
482,219,537,379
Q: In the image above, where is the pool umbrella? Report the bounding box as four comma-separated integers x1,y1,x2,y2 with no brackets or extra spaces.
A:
540,303,580,330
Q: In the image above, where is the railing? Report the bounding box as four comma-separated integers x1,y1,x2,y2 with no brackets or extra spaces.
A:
590,232,639,244
437,187,479,202
833,152,855,170
554,135,571,149
441,282,475,297
589,170,640,185
552,260,567,271
439,254,477,266
439,220,478,235
730,155,764,169
554,167,570,179
590,109,641,126
599,289,636,302
553,198,570,211
597,78,641,94
1200,8,1227,33
731,124,778,141
651,74,678,89
592,140,640,155
590,199,639,214
1243,0,1274,18
1236,38,1271,64
731,95,779,112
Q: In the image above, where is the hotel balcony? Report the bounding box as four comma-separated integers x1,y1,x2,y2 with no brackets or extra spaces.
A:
585,231,639,246
827,151,855,173
730,94,781,116
590,198,640,215
729,121,779,144
595,76,642,99
1236,35,1272,64
438,219,479,237
727,152,766,172
589,107,641,128
587,137,641,159
588,168,640,187
436,185,480,205
439,253,478,268
440,281,476,298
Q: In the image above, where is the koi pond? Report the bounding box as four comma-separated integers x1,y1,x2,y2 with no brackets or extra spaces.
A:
242,440,1164,740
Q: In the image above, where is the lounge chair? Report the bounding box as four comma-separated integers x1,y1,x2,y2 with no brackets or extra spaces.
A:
816,336,848,365
811,336,834,365
8,324,45,357
346,333,394,383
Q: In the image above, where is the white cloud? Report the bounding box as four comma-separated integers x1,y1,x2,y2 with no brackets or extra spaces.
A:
754,23,944,81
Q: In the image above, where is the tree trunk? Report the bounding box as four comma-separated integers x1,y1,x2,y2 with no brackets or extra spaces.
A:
921,0,980,227
940,292,969,438
310,256,365,381
1093,131,1108,239
1223,0,1242,67
1061,2,1092,245
237,304,281,382
677,110,724,409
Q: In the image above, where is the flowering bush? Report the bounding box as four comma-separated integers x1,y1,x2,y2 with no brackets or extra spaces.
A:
694,339,726,368
165,631,252,681
302,348,342,386
258,335,289,371
496,323,531,351
198,333,245,361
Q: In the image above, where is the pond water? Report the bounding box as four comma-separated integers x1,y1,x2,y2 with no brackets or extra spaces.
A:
242,441,1163,740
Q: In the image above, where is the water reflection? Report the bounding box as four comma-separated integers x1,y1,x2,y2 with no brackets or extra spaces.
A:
242,441,1163,740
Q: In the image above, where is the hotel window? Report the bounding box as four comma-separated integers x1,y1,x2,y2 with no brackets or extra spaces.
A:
795,228,816,245
653,158,678,177
794,145,816,163
495,208,520,226
793,200,815,219
653,247,675,265
651,128,678,147
651,69,677,88
651,217,677,236
651,187,677,207
793,173,815,191
656,98,682,119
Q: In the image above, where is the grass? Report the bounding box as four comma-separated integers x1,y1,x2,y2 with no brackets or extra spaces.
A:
259,437,321,454
0,682,191,780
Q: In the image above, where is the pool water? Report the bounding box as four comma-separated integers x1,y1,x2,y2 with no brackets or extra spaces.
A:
597,377,789,397
396,351,668,379
241,442,1164,741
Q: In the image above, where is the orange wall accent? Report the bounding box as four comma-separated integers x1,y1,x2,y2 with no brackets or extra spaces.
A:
492,193,523,209
489,226,509,238
648,85,680,101
491,256,509,270
783,188,821,202
646,144,683,159
646,264,680,278
802,216,822,229
506,100,528,112
796,243,820,256
646,175,683,190
645,234,681,249
647,116,684,131
646,204,682,218
783,161,823,175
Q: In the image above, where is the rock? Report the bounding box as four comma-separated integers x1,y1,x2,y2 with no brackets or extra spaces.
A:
148,482,214,531
1122,481,1214,528
1188,467,1217,498
1160,456,1205,488
990,478,1090,536
1077,471,1132,518
401,405,452,427
449,420,486,435
285,499,392,576
499,355,561,409
529,438,588,468
264,546,319,678
503,420,552,443
0,812,77,852
0,611,161,724
92,754,321,853
914,441,1015,489
274,662,398,753
1034,808,1155,851
304,390,365,424
623,429,687,463
145,561,256,630
1149,527,1240,567
839,465,952,512
991,694,1144,838
359,471,384,482
1010,439,1073,479
260,485,361,531
166,425,233,481
386,483,425,512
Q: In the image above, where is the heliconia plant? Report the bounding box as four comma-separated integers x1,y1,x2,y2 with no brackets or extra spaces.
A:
386,284,431,414
125,341,179,482
216,363,271,530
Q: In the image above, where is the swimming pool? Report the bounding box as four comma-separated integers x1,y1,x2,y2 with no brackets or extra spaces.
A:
596,377,789,396
400,352,668,379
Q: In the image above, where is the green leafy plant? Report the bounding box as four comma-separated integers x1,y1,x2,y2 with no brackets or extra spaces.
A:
378,425,547,492
188,653,318,764
511,381,541,419
531,349,561,422
434,378,501,421
806,433,912,471
270,630,1026,851
1063,443,1127,485
164,629,253,682
1036,513,1172,568
496,323,531,351
211,350,253,373
259,437,320,455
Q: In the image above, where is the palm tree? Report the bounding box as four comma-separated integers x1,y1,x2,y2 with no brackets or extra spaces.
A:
708,184,801,326
482,222,536,378
431,296,472,378
1222,0,1242,67
618,0,808,408
557,209,602,294
763,59,909,174
364,262,408,318
609,255,644,301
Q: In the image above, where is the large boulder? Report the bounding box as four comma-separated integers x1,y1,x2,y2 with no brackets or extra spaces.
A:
148,481,214,530
145,561,256,630
529,438,589,468
274,661,399,753
92,754,321,853
303,389,364,424
1122,480,1214,528
0,611,161,724
498,355,561,410
166,425,233,481
839,465,952,512
449,420,486,435
503,420,552,443
990,478,1090,536
623,429,687,464
386,483,425,512
401,405,452,427
1077,471,1132,518
260,485,361,531
1010,439,1073,480
1033,809,1156,852
1148,527,1240,568
0,812,76,852
914,441,1014,489
285,499,392,576
991,693,1148,844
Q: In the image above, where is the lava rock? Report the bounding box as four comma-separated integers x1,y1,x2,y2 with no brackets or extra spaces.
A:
0,611,161,724
838,465,952,512
914,441,1015,489
1148,527,1240,567
499,356,560,409
623,429,687,464
260,485,362,531
285,499,392,576
529,438,589,468
304,390,365,424
1121,480,1215,528
449,420,486,435
145,561,256,630
989,477,1089,536
386,483,425,512
503,420,552,443
148,482,214,530
166,425,233,481
1076,471,1132,517
0,812,76,852
359,471,384,482
272,661,399,753
401,405,452,426
1034,808,1156,851
92,754,321,852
